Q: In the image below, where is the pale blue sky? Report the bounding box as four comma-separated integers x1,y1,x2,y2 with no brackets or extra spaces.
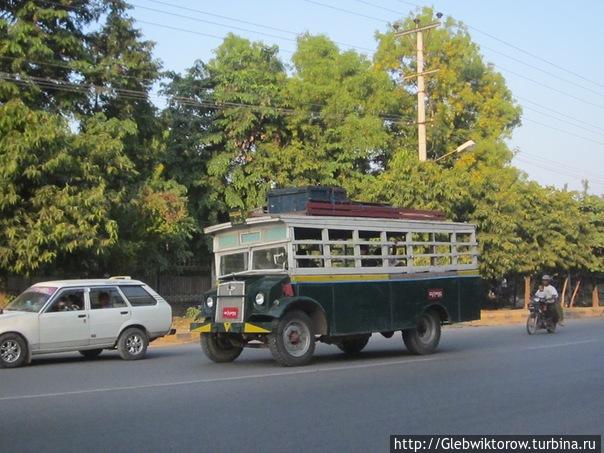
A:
129,0,604,194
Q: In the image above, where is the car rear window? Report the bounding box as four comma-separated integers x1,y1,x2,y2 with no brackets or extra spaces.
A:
121,286,158,307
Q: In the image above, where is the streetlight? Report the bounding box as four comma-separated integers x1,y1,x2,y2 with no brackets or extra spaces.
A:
434,140,476,162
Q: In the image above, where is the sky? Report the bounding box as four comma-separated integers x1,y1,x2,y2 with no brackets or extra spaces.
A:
128,0,604,194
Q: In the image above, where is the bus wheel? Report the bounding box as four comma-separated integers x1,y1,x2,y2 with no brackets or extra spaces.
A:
268,310,315,367
337,335,370,356
402,311,441,355
201,334,243,363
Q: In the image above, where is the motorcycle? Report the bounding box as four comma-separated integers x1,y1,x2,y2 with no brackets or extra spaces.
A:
526,296,557,334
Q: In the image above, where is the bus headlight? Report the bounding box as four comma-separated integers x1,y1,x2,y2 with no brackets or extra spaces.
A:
255,292,265,306
206,296,214,308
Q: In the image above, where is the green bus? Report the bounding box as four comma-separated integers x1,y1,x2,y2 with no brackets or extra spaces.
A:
191,211,482,366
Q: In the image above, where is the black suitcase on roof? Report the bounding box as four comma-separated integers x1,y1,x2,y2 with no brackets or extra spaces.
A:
267,186,348,213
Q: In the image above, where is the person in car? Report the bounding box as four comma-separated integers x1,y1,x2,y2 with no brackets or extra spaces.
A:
98,292,112,309
55,296,71,312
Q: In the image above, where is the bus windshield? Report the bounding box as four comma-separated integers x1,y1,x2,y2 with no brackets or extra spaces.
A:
252,246,287,270
219,252,249,276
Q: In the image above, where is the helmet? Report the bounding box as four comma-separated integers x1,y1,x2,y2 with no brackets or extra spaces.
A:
542,274,552,282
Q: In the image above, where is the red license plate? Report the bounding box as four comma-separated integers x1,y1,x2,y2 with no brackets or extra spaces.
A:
427,289,444,300
222,307,239,319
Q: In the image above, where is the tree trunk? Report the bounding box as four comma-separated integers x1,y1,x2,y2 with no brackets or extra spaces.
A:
593,284,600,308
570,279,582,307
560,276,569,307
524,275,531,309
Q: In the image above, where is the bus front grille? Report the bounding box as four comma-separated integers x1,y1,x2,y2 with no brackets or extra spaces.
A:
215,281,246,323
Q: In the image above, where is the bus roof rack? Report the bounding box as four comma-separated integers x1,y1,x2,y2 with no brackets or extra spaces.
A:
267,186,445,221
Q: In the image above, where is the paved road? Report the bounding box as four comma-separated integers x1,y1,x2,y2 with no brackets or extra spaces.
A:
1,319,603,453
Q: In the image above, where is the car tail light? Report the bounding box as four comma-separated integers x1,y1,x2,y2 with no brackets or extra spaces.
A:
282,282,294,297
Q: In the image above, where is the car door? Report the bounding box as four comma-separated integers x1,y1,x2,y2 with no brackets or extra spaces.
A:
38,287,90,351
88,287,131,346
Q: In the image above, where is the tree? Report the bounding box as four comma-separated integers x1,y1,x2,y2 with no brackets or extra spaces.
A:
373,7,521,163
0,99,135,274
204,33,288,211
0,0,102,111
279,34,402,197
84,0,162,175
0,1,196,275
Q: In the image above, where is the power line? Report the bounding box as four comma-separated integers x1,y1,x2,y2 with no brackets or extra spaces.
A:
0,72,412,123
467,24,604,90
523,117,604,147
517,150,604,182
495,64,604,111
515,156,604,186
520,105,604,139
393,0,604,90
141,0,374,53
0,55,159,86
132,3,300,46
137,20,295,54
301,0,388,23
479,44,604,99
351,0,405,15
514,95,604,134
8,51,604,148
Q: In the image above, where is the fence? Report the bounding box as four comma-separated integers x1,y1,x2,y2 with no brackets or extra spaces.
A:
1,268,212,316
484,274,603,309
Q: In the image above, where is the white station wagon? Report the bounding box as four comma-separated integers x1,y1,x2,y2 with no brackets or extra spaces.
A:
0,278,174,368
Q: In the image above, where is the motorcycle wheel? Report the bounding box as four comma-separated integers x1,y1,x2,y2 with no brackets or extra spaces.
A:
547,322,557,334
526,314,538,335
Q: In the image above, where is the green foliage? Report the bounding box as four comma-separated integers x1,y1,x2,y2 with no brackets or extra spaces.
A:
0,100,134,273
0,2,601,283
374,8,521,162
0,1,195,275
185,306,201,320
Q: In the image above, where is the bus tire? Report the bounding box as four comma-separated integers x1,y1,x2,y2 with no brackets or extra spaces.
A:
201,334,243,363
337,335,370,356
268,310,315,367
402,311,441,355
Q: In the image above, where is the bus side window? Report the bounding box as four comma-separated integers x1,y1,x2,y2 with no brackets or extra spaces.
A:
456,232,473,264
412,232,431,267
295,245,324,268
387,232,407,267
329,229,355,267
294,227,325,268
433,233,452,266
359,230,382,267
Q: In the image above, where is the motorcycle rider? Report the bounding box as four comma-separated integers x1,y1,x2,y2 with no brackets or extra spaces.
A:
540,275,563,325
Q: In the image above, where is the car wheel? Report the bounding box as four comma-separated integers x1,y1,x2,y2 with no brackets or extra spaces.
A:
336,335,371,356
0,333,28,368
117,327,148,361
402,311,441,355
79,349,103,359
200,334,243,363
268,310,315,367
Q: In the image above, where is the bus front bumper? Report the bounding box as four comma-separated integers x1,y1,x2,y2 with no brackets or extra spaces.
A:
190,321,272,334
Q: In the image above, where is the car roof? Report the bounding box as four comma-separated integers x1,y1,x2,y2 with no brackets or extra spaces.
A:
31,278,145,288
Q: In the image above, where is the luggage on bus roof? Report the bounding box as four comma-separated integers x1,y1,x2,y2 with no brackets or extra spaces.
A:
267,186,445,221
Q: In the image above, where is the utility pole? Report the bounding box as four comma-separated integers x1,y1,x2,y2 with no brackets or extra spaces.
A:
395,19,440,162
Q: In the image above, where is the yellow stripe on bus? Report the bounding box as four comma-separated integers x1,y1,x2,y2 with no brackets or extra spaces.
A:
244,323,271,333
292,274,390,283
192,323,212,333
292,271,479,283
